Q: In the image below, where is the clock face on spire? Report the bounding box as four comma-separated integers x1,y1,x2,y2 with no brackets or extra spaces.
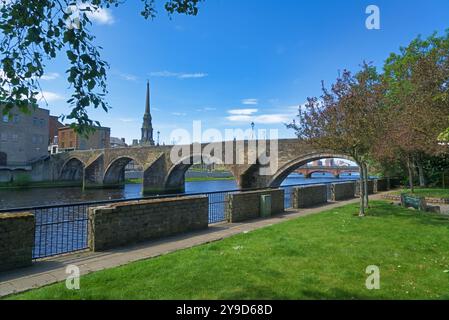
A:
141,81,155,146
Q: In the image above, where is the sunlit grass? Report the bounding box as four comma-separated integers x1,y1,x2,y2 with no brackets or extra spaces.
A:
8,201,449,300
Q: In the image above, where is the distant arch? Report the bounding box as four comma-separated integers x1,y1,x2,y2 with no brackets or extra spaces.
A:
103,156,141,186
164,154,235,192
339,169,360,176
60,158,84,181
305,170,338,179
0,152,6,166
269,153,355,187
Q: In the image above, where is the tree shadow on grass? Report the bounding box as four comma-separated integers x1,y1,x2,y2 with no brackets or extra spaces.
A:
215,283,382,300
366,201,449,230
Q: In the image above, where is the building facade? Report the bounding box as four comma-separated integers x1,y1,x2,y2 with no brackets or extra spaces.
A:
110,137,127,148
0,105,49,166
49,116,63,145
58,126,111,151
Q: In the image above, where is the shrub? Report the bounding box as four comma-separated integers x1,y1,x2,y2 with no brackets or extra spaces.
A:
14,173,31,187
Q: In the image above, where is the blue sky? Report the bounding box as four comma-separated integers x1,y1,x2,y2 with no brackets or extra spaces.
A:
39,0,449,144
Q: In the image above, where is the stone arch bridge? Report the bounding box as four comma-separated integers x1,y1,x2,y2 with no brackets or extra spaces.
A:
36,139,354,194
295,166,360,178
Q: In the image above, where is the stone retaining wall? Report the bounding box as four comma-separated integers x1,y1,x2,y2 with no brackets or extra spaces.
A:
375,178,390,192
331,182,356,201
382,193,449,204
292,184,328,208
225,189,284,223
0,212,34,272
355,180,374,195
88,196,209,251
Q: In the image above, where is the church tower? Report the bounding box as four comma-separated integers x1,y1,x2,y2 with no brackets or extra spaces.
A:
140,81,155,146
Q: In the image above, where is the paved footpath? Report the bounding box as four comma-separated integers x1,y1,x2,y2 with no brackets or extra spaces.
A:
0,194,387,298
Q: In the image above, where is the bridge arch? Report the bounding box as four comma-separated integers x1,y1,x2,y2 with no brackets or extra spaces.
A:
103,156,142,186
0,151,6,166
269,153,355,187
338,169,359,176
304,170,340,179
164,154,235,193
60,157,84,181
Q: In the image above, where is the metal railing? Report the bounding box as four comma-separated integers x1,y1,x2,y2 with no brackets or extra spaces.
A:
0,179,362,260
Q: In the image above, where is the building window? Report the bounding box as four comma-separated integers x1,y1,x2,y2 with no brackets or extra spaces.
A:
33,117,38,126
0,133,7,141
39,119,44,127
38,136,44,144
13,114,20,123
12,134,18,141
2,115,8,123
32,135,37,144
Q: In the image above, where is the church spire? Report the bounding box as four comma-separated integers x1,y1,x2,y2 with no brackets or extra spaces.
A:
145,80,150,115
141,80,155,146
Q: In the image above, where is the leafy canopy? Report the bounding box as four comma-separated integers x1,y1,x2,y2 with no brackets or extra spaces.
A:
0,0,203,134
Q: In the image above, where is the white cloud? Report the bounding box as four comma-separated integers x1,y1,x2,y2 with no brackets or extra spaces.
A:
150,71,178,77
150,71,208,79
171,112,187,116
226,113,291,124
119,73,137,81
86,7,114,25
71,4,115,26
41,72,60,81
178,73,208,79
36,91,65,102
226,115,252,122
228,108,258,115
254,114,291,124
241,98,258,105
118,118,137,123
196,107,216,112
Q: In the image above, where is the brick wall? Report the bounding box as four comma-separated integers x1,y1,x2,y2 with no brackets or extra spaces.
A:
0,212,34,272
331,181,356,201
225,189,284,223
292,184,328,208
88,196,208,251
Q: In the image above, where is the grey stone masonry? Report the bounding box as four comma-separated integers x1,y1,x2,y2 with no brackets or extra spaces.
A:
0,212,34,272
292,184,328,208
355,180,374,195
331,181,356,201
375,178,390,192
88,196,208,251
225,189,284,223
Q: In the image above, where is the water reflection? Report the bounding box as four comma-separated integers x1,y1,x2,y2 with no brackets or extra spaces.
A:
0,173,359,210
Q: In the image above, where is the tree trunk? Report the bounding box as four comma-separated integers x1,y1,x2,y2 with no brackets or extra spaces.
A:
416,159,426,187
358,162,365,217
407,155,415,193
363,163,369,209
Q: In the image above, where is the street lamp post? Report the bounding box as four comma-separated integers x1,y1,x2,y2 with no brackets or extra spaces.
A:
250,121,255,140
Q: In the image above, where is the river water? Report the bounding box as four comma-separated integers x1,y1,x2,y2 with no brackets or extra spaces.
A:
0,173,359,210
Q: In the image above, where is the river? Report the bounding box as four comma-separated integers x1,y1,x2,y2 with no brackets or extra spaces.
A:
0,173,359,210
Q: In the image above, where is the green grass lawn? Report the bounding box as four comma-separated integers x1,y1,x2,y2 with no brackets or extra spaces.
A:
393,188,449,199
7,201,449,300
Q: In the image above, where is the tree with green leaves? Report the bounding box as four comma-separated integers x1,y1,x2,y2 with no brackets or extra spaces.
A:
288,63,386,216
0,0,203,135
380,32,449,191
